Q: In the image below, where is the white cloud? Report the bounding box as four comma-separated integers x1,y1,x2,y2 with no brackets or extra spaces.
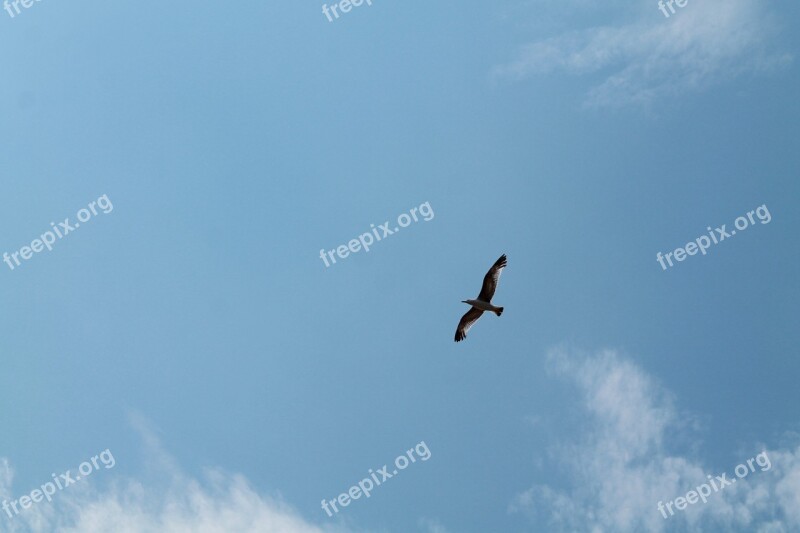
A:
493,0,792,107
418,518,451,533
0,418,351,533
510,347,800,532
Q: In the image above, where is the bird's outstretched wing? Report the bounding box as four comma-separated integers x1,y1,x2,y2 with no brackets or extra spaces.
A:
477,254,507,302
455,307,484,342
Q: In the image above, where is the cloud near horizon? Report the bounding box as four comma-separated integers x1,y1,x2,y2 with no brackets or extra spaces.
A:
3,350,798,533
510,347,800,532
0,418,351,533
493,0,792,108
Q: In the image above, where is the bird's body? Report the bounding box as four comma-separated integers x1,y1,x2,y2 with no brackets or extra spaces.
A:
455,254,507,342
462,299,503,315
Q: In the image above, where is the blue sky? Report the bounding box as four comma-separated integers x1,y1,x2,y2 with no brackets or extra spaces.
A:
1,0,799,531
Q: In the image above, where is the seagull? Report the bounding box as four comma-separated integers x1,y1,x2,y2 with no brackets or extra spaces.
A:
454,254,507,342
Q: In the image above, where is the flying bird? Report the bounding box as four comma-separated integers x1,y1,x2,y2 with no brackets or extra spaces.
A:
455,254,507,342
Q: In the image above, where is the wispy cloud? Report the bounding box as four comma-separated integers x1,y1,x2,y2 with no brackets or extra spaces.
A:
418,518,452,533
0,418,350,533
493,0,792,108
510,347,800,532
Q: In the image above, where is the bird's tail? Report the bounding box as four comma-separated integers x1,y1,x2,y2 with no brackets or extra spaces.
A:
495,307,504,316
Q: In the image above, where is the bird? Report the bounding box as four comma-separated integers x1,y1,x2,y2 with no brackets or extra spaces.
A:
454,254,507,342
